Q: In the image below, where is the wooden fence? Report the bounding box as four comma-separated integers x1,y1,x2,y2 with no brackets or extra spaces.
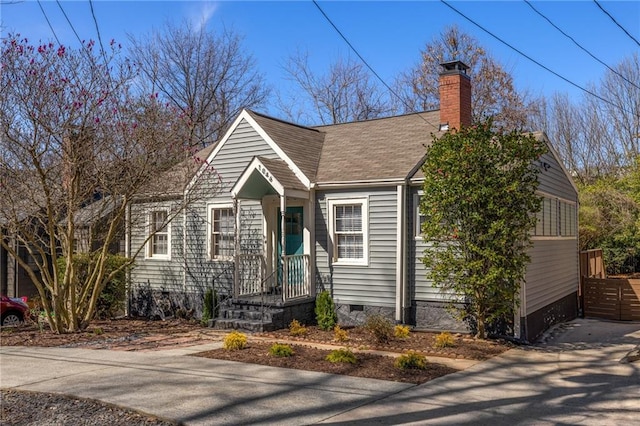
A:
582,278,640,321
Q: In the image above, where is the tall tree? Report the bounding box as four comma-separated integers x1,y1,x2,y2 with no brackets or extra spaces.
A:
279,50,393,125
420,120,547,339
129,22,269,147
0,35,214,333
532,53,640,182
396,25,537,130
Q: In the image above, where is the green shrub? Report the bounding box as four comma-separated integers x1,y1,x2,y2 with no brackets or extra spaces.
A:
223,331,247,351
364,314,393,344
395,351,428,370
56,254,128,319
315,290,338,331
269,343,294,357
289,319,307,336
201,288,218,325
434,332,456,348
333,325,349,342
326,348,357,364
394,324,411,339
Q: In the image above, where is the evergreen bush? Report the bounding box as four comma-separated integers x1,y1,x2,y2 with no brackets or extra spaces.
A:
315,290,337,331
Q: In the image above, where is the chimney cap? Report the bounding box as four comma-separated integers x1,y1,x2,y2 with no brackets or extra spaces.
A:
440,60,470,75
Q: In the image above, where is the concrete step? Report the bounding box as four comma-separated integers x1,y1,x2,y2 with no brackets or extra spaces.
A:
213,318,275,333
221,309,274,321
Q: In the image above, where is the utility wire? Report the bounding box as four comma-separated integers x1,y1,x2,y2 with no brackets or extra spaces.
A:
37,0,61,45
312,0,438,128
440,0,630,116
525,0,640,91
56,0,84,47
593,0,640,48
89,0,109,66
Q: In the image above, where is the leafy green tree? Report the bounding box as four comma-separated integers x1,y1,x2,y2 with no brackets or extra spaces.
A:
579,159,640,274
420,120,547,338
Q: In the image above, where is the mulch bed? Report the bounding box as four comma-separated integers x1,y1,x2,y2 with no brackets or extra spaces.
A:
257,326,510,360
193,341,457,384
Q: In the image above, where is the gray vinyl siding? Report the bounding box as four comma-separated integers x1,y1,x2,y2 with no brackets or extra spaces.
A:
131,118,275,293
207,118,280,195
409,186,452,301
537,149,577,200
129,200,185,294
525,143,579,315
525,238,578,315
315,187,398,307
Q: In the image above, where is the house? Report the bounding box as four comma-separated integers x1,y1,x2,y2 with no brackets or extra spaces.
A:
0,227,40,299
128,61,579,341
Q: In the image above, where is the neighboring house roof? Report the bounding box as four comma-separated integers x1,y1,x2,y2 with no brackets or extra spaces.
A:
312,111,442,183
246,110,325,182
71,196,121,227
137,143,217,200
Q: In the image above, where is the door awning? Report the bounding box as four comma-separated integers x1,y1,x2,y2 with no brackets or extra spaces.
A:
232,156,309,200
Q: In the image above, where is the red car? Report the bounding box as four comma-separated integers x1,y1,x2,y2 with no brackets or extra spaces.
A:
0,296,29,326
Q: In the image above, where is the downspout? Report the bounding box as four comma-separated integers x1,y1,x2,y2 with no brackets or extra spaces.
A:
403,182,410,324
395,183,406,323
124,202,131,316
183,200,187,292
233,198,239,298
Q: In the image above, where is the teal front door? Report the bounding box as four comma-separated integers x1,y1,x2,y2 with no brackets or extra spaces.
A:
277,206,304,256
277,206,304,290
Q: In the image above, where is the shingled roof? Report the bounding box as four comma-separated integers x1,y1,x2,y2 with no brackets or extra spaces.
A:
312,111,441,183
246,110,325,182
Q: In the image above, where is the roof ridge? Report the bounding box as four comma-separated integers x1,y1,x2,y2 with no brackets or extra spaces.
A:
311,109,439,129
246,109,322,134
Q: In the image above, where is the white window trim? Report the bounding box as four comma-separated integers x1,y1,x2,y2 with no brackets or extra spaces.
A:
414,192,425,240
207,203,235,261
145,208,171,260
531,192,578,240
328,197,369,266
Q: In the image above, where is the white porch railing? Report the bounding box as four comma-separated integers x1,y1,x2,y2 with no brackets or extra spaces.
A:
236,254,265,297
236,253,311,300
282,254,311,301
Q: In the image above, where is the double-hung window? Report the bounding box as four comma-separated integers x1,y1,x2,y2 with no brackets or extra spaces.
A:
148,210,170,258
210,206,234,260
329,198,368,265
532,195,577,238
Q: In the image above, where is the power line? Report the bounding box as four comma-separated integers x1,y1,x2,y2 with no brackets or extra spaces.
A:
56,0,83,46
89,0,109,65
36,0,61,45
593,0,640,48
440,0,630,116
524,0,640,91
311,0,438,128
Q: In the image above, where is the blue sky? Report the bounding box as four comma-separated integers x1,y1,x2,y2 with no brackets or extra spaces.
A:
2,1,639,116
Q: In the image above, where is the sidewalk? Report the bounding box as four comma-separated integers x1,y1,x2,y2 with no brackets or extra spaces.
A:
1,318,639,425
0,344,410,425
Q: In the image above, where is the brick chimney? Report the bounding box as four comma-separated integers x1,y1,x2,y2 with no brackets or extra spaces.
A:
438,60,472,131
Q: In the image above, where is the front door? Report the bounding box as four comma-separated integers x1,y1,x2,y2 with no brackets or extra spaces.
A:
277,206,304,290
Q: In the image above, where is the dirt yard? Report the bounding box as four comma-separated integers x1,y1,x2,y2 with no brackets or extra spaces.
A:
1,318,510,384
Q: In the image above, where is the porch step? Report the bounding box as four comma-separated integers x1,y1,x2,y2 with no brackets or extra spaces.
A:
213,298,285,332
211,296,315,332
213,318,276,333
222,309,282,322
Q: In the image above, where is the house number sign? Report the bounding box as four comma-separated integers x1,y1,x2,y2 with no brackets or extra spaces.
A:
258,164,273,183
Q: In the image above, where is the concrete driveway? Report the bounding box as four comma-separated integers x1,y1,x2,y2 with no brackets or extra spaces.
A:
1,318,638,425
320,318,640,425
